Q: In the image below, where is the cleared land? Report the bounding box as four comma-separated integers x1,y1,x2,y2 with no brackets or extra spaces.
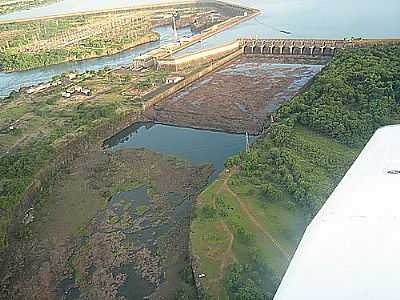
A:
145,57,323,134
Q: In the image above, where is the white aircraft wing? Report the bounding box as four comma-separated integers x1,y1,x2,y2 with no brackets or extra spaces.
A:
274,125,400,300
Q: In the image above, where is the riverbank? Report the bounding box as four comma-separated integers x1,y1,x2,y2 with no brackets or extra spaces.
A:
0,31,161,73
0,0,256,72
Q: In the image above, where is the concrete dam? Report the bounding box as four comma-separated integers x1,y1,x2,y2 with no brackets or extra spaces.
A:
153,38,400,71
239,38,400,56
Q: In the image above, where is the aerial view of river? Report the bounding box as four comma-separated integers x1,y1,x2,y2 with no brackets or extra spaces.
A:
1,0,399,98
0,26,192,98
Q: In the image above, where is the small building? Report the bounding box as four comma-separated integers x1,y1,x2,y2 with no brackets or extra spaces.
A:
68,73,77,80
62,92,71,98
74,86,83,93
81,88,91,96
27,83,51,94
166,76,184,84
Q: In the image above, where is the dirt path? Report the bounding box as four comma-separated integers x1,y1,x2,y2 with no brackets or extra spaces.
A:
222,172,290,261
208,177,237,279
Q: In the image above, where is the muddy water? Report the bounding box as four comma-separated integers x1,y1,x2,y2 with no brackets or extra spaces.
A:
104,122,255,181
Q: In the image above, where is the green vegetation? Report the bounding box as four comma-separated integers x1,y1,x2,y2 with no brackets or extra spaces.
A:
135,204,149,216
0,65,180,248
192,45,400,299
232,45,400,217
0,10,158,71
0,3,221,71
0,31,159,71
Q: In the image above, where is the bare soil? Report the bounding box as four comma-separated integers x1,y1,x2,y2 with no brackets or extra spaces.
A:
145,57,323,134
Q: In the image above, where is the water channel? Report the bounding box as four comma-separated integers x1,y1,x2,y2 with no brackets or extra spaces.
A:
1,1,399,297
0,26,192,98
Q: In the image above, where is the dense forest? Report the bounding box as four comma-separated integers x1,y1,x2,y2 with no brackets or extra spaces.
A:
224,45,400,299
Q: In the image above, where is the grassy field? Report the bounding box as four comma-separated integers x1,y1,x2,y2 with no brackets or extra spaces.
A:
191,127,360,299
192,169,304,298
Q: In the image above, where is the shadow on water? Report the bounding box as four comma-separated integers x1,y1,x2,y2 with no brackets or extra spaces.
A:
104,122,255,182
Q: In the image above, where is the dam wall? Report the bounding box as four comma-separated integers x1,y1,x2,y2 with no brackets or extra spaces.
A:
239,38,400,56
143,48,242,109
157,40,240,71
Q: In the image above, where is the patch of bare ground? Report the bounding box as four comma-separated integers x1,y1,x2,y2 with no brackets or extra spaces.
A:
145,56,323,134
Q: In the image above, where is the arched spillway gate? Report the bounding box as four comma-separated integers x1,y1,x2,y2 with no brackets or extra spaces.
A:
238,38,400,57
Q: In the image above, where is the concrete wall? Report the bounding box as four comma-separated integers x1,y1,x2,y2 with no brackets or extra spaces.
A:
157,40,240,71
143,48,242,110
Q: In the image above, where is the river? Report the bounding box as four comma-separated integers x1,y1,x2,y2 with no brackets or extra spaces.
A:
0,0,399,175
0,26,192,98
1,0,399,98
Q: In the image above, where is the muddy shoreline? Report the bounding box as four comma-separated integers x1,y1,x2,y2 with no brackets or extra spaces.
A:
145,56,326,135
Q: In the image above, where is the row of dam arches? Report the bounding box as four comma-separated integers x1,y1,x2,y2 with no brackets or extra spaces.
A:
240,39,348,56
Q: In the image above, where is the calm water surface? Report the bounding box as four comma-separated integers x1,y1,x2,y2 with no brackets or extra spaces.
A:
1,0,398,177
104,122,255,181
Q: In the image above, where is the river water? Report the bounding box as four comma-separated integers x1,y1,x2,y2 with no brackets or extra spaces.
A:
0,26,191,98
104,122,255,181
1,0,399,98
